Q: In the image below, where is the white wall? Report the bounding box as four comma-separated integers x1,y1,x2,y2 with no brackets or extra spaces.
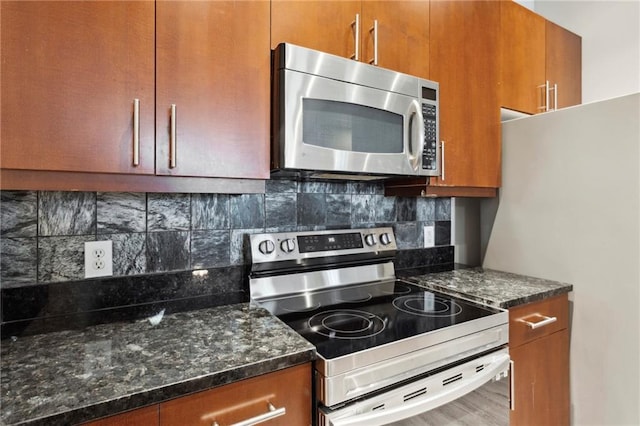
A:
483,94,640,426
533,0,640,103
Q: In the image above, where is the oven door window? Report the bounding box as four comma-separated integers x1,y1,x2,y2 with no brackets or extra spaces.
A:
302,99,403,153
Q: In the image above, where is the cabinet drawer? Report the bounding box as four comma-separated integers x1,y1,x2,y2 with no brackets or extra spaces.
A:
160,363,311,426
509,294,568,348
83,405,159,425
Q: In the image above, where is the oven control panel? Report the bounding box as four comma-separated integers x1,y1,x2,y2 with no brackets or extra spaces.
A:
250,227,397,263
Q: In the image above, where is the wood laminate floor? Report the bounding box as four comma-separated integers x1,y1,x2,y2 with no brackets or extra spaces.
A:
391,379,509,426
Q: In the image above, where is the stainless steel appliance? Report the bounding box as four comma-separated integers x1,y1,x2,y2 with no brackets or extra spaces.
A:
249,227,511,425
271,43,440,180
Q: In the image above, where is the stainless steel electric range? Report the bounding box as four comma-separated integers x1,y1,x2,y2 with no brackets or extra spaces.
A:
249,227,510,426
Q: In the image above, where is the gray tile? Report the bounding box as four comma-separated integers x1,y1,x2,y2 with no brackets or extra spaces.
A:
396,197,417,222
191,194,229,230
351,195,376,224
97,192,146,234
1,191,37,237
326,194,351,226
147,193,190,231
0,237,37,286
229,194,265,229
393,222,421,249
265,179,297,193
191,230,230,268
265,193,297,228
325,182,350,194
146,231,190,273
266,226,297,233
435,198,452,221
435,221,452,246
297,225,327,232
38,236,93,282
417,198,436,221
38,191,96,236
106,233,146,276
297,193,326,226
299,181,327,193
350,182,379,195
375,196,397,223
230,229,262,265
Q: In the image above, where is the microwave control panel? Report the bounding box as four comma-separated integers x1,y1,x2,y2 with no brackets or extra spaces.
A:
422,103,438,171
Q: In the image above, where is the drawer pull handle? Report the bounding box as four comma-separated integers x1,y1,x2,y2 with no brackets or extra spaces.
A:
509,360,515,411
517,314,557,329
212,402,286,426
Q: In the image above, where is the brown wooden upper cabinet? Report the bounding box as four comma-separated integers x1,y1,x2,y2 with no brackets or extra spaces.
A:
500,1,582,115
386,0,502,197
156,1,270,179
1,1,156,175
1,1,270,185
271,1,430,79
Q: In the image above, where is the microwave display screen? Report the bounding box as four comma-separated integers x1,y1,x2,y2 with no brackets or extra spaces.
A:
422,87,437,101
302,99,403,153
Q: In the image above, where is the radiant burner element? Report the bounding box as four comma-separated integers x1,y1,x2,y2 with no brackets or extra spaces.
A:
281,301,321,313
393,293,463,317
380,283,412,295
309,309,386,339
336,289,372,303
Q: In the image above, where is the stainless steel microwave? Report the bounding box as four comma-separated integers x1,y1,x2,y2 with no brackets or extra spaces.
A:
271,43,439,180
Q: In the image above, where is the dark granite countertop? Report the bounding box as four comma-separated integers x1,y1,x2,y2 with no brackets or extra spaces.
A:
0,303,315,426
402,267,572,309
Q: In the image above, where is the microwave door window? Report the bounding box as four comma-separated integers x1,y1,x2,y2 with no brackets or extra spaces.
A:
302,99,403,153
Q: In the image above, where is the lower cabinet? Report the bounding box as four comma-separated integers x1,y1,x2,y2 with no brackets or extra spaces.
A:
509,294,570,426
84,363,311,426
160,363,311,425
83,405,159,426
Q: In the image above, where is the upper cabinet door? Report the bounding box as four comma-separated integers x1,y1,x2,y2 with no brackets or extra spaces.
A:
156,1,270,179
429,0,501,189
1,1,155,174
271,1,361,57
500,1,546,115
361,2,430,79
546,21,582,110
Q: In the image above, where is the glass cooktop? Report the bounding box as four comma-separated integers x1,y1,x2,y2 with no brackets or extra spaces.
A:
260,280,503,360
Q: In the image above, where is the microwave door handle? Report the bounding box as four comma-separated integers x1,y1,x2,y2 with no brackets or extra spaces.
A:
407,100,425,172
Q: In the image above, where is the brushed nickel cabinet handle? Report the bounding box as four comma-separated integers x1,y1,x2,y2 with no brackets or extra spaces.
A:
517,313,557,329
133,99,140,166
509,360,515,411
369,19,378,65
553,83,558,111
212,402,286,426
170,104,177,169
351,13,360,61
440,141,445,181
537,81,550,111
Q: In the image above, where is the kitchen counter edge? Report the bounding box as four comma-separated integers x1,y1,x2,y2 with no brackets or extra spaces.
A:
402,267,573,309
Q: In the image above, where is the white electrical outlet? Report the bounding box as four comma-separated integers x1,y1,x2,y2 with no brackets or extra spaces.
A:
84,240,113,278
423,225,435,248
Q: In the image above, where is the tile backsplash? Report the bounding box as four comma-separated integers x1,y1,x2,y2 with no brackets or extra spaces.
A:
0,180,452,288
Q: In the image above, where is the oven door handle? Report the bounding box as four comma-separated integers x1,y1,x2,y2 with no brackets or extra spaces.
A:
326,352,510,426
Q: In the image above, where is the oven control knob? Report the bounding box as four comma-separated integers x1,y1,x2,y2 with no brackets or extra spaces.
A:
364,233,377,246
380,233,392,246
280,238,296,253
258,240,275,255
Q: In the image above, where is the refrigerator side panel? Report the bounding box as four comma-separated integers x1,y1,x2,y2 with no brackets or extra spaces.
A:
483,94,640,426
